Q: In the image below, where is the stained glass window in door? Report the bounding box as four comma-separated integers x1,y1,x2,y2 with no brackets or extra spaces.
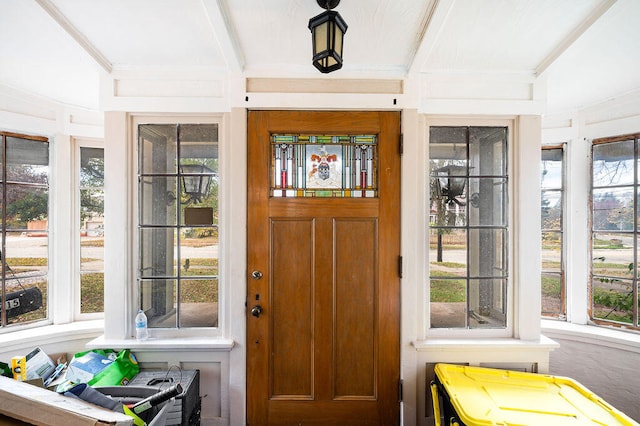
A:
271,135,377,197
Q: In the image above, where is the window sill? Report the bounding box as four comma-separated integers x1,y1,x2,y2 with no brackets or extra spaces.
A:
86,335,235,352
0,320,104,353
542,319,640,354
412,335,559,352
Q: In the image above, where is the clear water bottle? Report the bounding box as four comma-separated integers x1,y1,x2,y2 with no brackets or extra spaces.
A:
135,309,148,341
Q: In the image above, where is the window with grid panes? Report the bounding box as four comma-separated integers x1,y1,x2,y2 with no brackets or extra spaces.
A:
428,126,509,329
591,134,640,329
138,124,219,329
0,132,49,327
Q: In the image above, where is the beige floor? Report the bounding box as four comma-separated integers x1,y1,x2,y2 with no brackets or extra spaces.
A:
548,337,640,422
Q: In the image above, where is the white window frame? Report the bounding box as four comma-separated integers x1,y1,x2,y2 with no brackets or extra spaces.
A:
124,114,227,340
423,117,517,339
73,137,105,321
541,143,567,320
590,134,640,329
0,132,52,331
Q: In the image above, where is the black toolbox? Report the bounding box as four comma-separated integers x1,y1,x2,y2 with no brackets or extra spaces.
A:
128,369,200,425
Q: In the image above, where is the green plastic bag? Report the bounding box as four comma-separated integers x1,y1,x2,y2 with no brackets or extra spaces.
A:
69,349,139,387
89,349,139,387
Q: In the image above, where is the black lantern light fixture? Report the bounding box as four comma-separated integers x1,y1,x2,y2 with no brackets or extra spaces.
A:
180,163,215,204
308,0,347,73
435,165,467,207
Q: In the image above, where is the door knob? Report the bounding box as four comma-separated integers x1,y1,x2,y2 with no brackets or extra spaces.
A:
251,270,263,280
251,305,263,318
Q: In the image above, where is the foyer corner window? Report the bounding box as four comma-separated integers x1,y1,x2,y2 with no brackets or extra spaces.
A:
138,124,219,329
541,146,565,319
428,126,508,329
591,134,639,329
0,132,49,327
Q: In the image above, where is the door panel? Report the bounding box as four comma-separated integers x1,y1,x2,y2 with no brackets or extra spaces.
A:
334,218,377,399
271,219,313,399
247,110,400,425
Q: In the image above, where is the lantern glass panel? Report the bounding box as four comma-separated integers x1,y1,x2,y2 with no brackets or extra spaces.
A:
335,24,343,56
448,176,466,198
182,175,201,194
314,21,328,56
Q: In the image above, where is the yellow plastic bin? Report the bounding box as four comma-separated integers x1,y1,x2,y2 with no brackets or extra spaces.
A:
430,363,639,426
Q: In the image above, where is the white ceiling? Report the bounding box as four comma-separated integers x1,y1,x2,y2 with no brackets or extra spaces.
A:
1,0,639,113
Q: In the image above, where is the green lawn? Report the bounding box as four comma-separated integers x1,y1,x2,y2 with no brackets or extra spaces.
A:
429,269,465,302
5,256,219,322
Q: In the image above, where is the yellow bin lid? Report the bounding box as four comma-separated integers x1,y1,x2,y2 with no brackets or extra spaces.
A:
434,363,638,425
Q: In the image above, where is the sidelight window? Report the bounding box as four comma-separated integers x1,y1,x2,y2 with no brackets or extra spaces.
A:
428,126,508,329
137,123,219,329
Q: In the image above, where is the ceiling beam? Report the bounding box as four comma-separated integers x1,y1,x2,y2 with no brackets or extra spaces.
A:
35,0,112,73
408,0,457,75
200,0,244,73
535,0,617,76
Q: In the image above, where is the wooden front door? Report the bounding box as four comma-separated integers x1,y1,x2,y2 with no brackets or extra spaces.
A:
247,111,401,425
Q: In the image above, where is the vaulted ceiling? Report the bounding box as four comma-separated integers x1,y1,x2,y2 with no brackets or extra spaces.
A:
2,0,639,114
